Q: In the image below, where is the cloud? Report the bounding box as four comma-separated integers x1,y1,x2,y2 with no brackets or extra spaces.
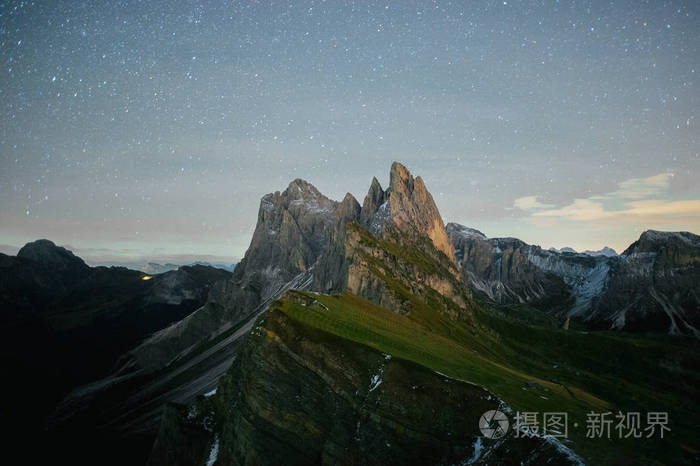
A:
532,198,614,221
622,199,700,217
513,195,554,211
515,172,700,224
614,173,673,200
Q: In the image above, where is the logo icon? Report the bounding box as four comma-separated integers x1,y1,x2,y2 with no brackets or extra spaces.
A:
479,410,509,439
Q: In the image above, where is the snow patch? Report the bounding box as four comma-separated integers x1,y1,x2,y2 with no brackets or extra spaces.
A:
543,435,585,466
369,374,382,392
527,250,612,315
260,196,275,211
369,200,391,236
448,224,487,240
206,435,219,466
466,436,483,464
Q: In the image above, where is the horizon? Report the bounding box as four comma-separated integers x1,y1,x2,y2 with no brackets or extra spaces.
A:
2,165,697,264
1,1,698,261
2,162,700,260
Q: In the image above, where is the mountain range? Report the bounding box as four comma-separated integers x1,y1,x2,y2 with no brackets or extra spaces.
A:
447,223,700,336
83,260,237,274
1,163,698,465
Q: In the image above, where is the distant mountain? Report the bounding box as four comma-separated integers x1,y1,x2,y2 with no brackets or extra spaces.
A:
142,262,180,274
587,230,700,335
548,246,617,257
92,260,236,274
548,246,576,253
582,246,617,257
191,261,236,272
141,261,235,274
449,223,575,314
448,224,699,337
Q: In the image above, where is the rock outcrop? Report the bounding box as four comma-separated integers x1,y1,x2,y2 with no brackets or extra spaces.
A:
17,238,90,275
361,162,456,265
343,223,470,318
312,163,470,318
447,223,575,314
312,192,362,293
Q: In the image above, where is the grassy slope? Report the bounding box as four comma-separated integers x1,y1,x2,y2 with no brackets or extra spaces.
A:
275,291,699,465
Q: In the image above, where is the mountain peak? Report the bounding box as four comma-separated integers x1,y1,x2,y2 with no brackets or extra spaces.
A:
338,193,361,222
639,229,699,243
446,223,487,240
360,176,388,232
284,178,323,199
374,163,457,263
623,229,700,255
388,161,414,194
17,239,88,273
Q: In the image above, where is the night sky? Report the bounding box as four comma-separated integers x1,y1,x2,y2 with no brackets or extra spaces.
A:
1,0,698,263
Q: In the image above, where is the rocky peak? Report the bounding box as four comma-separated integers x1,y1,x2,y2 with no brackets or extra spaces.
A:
388,161,414,194
359,163,456,262
382,162,456,263
359,176,388,231
446,223,487,241
244,178,339,282
284,178,324,200
17,239,88,274
623,230,700,256
337,193,361,223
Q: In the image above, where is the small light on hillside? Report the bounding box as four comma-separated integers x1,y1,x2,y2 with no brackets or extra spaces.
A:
141,275,153,281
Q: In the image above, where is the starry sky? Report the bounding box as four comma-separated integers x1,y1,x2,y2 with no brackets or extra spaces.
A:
1,0,698,263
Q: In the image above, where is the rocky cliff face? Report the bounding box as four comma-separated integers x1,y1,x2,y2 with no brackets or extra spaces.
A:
313,162,470,318
342,223,470,319
155,302,578,466
361,162,456,264
447,223,573,314
587,230,700,336
448,223,700,336
312,192,362,293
